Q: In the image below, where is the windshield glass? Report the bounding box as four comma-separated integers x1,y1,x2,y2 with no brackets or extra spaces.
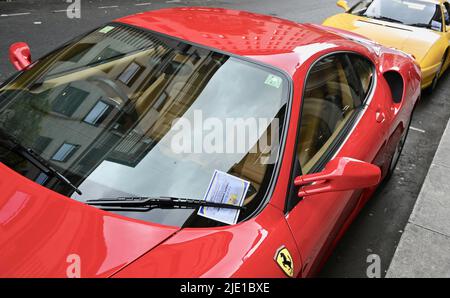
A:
0,24,288,227
350,0,444,31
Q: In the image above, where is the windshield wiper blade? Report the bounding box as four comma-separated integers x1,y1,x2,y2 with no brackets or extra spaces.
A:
86,196,246,212
407,23,431,28
370,15,404,24
0,129,82,195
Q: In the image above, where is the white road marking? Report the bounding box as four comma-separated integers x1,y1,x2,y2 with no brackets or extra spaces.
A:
410,126,426,133
33,21,42,25
52,9,80,13
98,5,119,9
0,12,31,17
135,2,152,6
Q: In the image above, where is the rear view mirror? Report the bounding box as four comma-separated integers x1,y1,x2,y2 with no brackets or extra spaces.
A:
9,42,31,71
336,0,350,11
294,157,381,197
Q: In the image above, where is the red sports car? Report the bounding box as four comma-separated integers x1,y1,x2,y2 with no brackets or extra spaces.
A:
0,7,420,277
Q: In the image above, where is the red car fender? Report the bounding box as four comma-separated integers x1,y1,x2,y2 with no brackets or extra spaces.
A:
0,163,180,278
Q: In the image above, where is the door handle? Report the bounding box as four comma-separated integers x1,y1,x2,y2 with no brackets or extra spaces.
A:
376,110,385,123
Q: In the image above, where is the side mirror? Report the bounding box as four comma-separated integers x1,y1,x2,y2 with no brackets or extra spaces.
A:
9,42,31,71
336,0,350,11
294,157,381,197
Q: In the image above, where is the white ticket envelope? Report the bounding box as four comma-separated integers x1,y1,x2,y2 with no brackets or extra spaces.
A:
197,170,250,225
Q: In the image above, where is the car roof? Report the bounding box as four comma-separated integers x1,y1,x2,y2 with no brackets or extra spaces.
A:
115,7,355,76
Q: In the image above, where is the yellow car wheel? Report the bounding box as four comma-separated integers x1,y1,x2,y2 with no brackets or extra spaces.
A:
431,54,447,92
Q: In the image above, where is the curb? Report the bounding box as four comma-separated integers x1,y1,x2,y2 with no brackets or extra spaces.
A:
386,116,450,278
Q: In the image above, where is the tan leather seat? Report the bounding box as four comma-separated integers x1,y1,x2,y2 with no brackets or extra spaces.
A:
297,58,355,173
228,128,273,205
134,74,168,115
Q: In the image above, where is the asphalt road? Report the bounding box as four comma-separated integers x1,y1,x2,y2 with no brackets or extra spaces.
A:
1,0,449,277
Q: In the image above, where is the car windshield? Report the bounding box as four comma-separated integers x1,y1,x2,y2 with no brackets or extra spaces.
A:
0,23,288,227
350,0,444,31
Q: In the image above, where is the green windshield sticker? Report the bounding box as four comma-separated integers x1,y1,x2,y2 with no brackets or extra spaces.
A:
98,26,115,34
264,74,282,89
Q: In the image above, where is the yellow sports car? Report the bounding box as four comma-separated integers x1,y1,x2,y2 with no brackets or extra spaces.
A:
323,0,450,90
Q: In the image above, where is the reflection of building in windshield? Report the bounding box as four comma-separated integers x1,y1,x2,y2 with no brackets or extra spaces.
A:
0,24,227,190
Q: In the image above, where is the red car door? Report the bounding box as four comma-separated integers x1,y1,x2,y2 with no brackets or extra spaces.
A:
284,52,387,277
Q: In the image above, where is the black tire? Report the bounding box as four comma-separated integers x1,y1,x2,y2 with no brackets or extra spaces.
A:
384,115,412,181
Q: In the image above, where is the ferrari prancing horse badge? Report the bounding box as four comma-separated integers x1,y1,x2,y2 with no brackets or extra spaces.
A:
274,246,294,277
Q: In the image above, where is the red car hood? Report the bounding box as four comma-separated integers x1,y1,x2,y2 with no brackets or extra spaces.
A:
0,163,180,277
